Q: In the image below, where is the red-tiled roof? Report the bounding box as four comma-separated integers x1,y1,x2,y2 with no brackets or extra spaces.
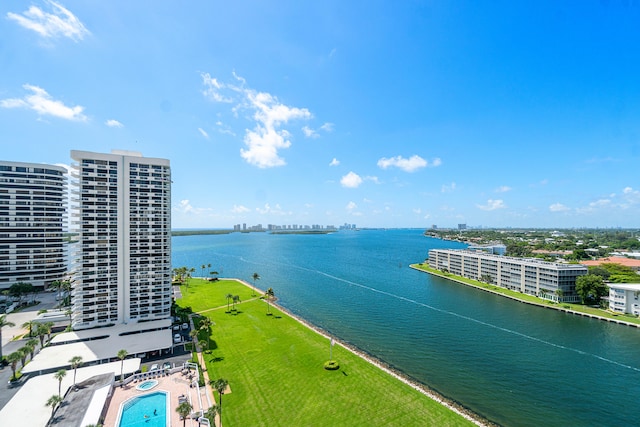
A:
580,256,640,269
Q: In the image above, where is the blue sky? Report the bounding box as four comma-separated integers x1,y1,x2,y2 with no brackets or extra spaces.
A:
1,1,640,229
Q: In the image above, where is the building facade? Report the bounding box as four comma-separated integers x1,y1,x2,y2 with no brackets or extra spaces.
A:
0,161,67,290
70,150,171,329
428,249,588,302
607,283,640,315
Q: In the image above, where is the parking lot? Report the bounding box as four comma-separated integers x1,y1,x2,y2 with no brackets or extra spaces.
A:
133,321,193,371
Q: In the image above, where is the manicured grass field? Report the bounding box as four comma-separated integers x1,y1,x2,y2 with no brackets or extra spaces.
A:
411,263,640,325
177,278,258,313
177,279,476,427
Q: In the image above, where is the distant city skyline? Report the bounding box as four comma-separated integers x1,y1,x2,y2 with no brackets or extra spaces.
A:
1,1,639,229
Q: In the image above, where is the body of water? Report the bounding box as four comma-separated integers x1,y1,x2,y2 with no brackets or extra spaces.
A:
173,229,640,426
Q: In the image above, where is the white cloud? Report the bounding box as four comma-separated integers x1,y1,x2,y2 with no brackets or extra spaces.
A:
176,199,194,214
198,127,209,139
320,122,334,132
1,84,87,121
231,204,250,213
241,127,291,168
202,73,313,168
302,126,319,138
7,0,90,42
346,201,357,211
413,208,422,214
201,73,233,103
256,203,291,216
495,185,511,193
329,158,340,166
477,199,506,211
441,182,456,193
549,203,570,212
105,119,123,128
377,155,438,172
341,171,363,188
365,176,380,184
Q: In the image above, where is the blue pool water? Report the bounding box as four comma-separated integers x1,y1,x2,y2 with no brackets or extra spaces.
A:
136,380,159,391
118,391,167,427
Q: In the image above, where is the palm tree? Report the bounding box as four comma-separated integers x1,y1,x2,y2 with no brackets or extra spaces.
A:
65,309,73,330
189,329,198,344
26,338,39,359
199,317,212,333
22,319,37,337
36,322,48,347
17,347,27,368
24,341,36,362
200,339,209,353
0,314,16,360
54,369,67,397
187,267,195,288
7,351,21,380
265,288,274,315
201,264,206,278
60,280,72,307
69,355,83,388
207,263,212,276
232,295,240,311
44,321,54,341
211,378,228,413
203,405,219,424
176,400,193,427
225,293,233,312
252,272,260,296
117,349,128,383
46,394,63,418
555,289,564,302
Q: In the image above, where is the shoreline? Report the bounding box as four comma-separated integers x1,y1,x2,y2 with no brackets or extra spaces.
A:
410,265,640,329
232,278,496,427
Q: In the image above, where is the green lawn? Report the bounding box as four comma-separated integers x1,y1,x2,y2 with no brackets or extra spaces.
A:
178,278,259,313
176,279,476,427
411,263,640,325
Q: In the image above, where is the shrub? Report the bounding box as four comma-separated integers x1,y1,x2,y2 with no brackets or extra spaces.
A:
323,360,340,370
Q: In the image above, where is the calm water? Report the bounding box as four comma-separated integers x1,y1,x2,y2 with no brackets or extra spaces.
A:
118,391,166,427
173,229,640,426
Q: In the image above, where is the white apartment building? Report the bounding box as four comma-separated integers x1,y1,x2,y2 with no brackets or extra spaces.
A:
70,150,172,330
428,249,588,302
607,283,640,315
0,161,67,290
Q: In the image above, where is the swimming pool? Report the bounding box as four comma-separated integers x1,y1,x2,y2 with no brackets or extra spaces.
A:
117,391,169,427
136,379,159,391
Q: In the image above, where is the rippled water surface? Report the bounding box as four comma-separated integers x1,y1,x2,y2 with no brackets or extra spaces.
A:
173,229,640,426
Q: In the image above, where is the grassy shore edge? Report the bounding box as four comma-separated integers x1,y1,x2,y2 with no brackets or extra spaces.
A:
410,263,640,328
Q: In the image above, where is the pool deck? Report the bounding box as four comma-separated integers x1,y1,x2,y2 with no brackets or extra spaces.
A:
103,369,214,427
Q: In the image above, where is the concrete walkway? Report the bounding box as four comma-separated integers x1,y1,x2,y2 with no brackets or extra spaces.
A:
189,314,219,427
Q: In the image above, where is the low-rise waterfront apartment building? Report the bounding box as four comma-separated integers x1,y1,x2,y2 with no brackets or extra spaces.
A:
70,150,172,330
428,249,588,302
608,283,640,315
0,161,67,290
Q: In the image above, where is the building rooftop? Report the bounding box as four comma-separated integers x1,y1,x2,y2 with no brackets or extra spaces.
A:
580,256,640,269
606,282,640,291
24,320,171,374
0,359,140,427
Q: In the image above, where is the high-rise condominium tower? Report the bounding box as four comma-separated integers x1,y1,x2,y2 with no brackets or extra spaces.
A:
0,161,67,290
70,150,171,330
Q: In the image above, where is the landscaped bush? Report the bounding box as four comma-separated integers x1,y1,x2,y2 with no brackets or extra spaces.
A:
323,360,340,370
